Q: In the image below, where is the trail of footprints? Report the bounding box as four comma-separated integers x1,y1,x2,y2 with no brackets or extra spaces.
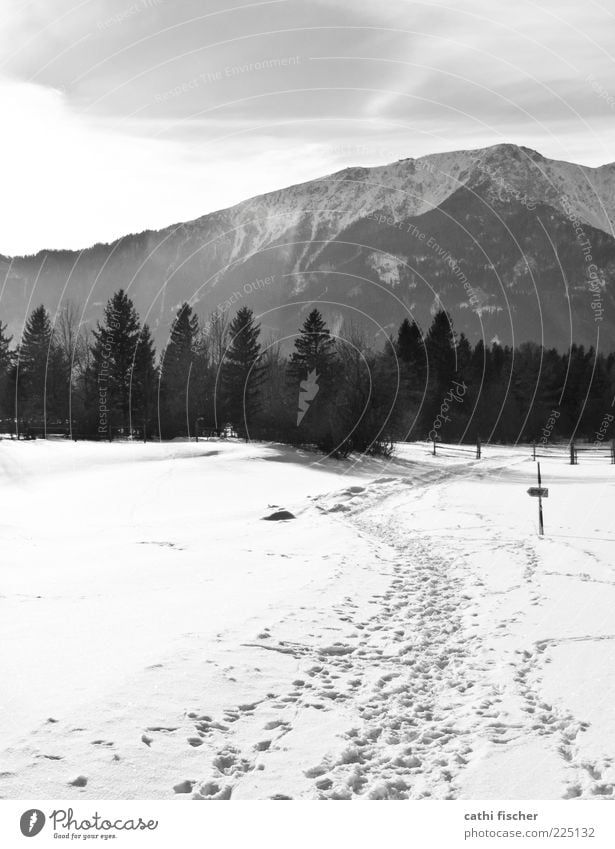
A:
139,479,605,800
156,537,489,800
10,474,604,800
514,642,614,799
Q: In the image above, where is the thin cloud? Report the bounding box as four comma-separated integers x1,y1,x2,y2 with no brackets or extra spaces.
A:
0,0,613,253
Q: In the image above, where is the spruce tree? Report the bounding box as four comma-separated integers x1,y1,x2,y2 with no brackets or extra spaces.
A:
132,324,157,440
289,309,336,382
396,318,423,364
159,303,199,437
421,309,457,438
425,309,456,390
288,309,339,447
220,307,263,432
395,317,426,422
16,305,66,432
90,290,143,438
466,339,490,440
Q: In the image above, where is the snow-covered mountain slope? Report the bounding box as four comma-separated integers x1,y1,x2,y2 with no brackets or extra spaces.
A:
1,144,614,350
177,144,613,275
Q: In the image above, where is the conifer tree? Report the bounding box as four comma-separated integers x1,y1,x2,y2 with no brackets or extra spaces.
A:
421,309,457,437
16,305,66,431
220,307,263,431
90,290,144,438
288,308,336,382
17,305,53,425
424,309,456,390
132,324,157,440
159,303,199,437
395,317,426,418
396,318,423,364
287,309,341,448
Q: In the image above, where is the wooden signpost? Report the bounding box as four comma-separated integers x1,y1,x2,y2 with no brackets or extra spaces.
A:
527,486,549,497
527,462,548,535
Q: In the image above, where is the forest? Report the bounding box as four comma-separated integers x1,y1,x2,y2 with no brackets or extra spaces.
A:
0,289,613,455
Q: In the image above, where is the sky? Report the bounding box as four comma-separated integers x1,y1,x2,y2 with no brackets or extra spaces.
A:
1,0,614,255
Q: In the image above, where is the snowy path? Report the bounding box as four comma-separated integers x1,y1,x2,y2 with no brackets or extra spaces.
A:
336,452,615,800
1,441,614,799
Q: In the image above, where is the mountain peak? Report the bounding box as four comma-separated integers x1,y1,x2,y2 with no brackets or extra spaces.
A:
1,141,613,355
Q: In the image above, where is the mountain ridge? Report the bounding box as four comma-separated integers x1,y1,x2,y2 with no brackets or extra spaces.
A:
1,143,613,351
6,143,614,260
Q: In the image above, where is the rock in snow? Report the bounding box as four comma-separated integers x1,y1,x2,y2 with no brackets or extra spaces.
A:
262,509,296,521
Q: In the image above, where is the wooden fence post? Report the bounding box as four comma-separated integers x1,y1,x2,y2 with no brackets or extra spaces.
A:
537,462,544,536
570,441,576,465
476,436,481,460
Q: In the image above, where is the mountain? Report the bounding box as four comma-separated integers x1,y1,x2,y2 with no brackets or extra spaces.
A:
1,143,614,351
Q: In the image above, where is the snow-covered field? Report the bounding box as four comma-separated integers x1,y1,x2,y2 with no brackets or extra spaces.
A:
1,438,614,800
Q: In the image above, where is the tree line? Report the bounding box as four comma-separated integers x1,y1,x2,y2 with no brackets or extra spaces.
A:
0,289,613,452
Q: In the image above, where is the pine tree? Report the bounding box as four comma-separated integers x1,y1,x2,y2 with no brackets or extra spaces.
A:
581,351,609,439
90,290,143,438
465,339,491,440
425,309,456,390
396,318,423,365
132,324,157,440
220,307,263,432
510,342,545,441
17,305,52,427
395,317,426,426
288,309,340,449
288,309,336,382
16,305,66,432
421,309,457,437
159,303,199,437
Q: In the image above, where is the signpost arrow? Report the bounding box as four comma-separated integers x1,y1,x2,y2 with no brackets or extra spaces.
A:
529,462,546,535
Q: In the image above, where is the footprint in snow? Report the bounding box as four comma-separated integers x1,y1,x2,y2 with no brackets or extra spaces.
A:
173,780,195,794
192,781,232,800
